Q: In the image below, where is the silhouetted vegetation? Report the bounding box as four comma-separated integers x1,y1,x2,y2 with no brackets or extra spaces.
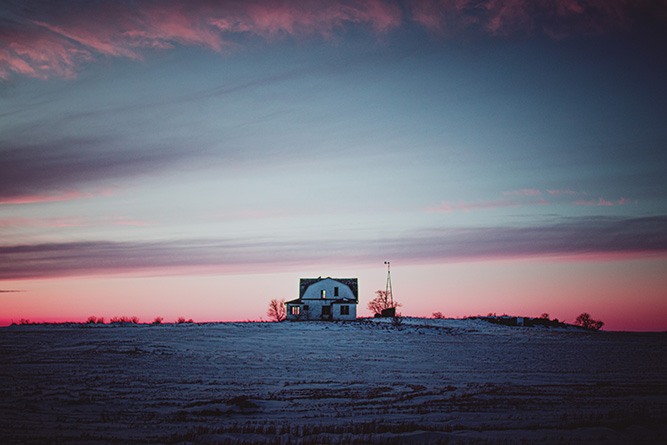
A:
432,312,444,319
368,290,400,317
575,313,604,331
109,316,140,324
152,316,163,325
267,298,286,322
474,314,569,328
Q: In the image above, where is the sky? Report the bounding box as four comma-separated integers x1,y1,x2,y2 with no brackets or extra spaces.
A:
1,0,666,330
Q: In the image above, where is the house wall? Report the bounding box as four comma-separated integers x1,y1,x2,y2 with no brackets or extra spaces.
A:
301,278,355,301
287,278,357,321
286,299,357,321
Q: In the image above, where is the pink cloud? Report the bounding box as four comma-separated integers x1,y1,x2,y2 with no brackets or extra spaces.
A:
428,199,520,213
0,28,90,80
547,189,577,196
0,216,152,230
0,188,114,206
109,217,153,227
574,197,633,207
502,188,542,197
0,191,93,205
430,189,551,213
2,0,662,80
1,0,402,80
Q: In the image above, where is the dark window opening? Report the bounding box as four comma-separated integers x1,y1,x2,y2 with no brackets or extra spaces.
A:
322,306,331,316
303,305,309,311
334,287,339,297
340,305,350,315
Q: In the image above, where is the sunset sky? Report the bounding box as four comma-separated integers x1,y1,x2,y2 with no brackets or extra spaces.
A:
1,0,666,330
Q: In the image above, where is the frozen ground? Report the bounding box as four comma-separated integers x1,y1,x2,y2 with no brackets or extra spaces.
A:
1,318,665,444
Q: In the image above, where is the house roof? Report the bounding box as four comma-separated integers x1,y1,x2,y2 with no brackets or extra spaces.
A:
299,277,358,300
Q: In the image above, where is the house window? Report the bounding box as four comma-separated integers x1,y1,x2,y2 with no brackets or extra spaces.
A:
322,306,331,316
321,289,326,299
303,305,309,311
290,306,300,315
334,287,339,297
340,305,349,315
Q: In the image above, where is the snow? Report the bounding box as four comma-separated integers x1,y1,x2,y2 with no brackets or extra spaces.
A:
1,319,665,444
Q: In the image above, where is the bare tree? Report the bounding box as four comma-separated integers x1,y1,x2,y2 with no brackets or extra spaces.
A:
574,312,604,330
367,290,400,316
267,298,286,322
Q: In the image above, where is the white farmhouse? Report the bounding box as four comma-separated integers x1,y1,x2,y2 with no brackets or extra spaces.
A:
285,277,358,321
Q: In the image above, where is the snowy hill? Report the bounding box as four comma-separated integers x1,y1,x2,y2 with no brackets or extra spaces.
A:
1,319,665,443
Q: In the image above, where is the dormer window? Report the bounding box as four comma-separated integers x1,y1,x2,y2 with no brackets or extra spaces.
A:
334,287,339,297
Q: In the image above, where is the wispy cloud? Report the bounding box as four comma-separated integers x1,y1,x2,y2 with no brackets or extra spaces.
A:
429,188,549,213
574,197,634,207
547,189,578,196
430,188,637,213
0,0,402,80
502,188,542,197
0,215,152,230
0,189,112,205
1,0,663,80
408,0,663,37
1,215,664,280
427,199,522,213
0,137,205,204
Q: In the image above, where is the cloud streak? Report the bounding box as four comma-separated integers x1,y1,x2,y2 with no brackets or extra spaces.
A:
1,215,665,280
0,137,208,204
1,0,664,79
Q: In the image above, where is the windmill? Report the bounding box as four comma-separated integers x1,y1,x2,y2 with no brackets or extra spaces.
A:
384,261,393,308
382,261,396,317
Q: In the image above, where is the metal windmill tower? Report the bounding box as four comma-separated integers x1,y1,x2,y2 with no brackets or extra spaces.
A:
384,261,393,307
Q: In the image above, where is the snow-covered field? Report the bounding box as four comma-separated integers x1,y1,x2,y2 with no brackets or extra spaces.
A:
1,318,665,444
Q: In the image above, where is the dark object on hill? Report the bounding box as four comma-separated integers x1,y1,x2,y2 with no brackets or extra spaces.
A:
477,315,569,328
575,313,604,330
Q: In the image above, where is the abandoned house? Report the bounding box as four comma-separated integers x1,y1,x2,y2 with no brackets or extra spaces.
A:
285,277,358,321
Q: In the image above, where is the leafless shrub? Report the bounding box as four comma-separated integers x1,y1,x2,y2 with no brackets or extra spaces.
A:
267,298,286,322
575,312,604,330
109,316,140,324
432,311,444,319
368,290,400,316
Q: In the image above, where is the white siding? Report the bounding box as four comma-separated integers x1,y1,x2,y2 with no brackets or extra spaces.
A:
301,278,355,301
287,278,357,321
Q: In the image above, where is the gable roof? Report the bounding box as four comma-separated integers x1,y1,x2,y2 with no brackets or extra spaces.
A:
299,277,358,300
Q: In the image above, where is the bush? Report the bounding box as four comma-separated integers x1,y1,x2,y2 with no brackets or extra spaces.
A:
432,312,444,319
574,313,604,331
152,316,163,325
368,290,400,317
267,299,286,322
109,316,140,324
